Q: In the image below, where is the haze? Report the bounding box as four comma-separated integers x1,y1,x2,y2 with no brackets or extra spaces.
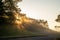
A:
17,0,60,31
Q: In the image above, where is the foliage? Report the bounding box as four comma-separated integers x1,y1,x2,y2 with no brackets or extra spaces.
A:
55,14,60,22
0,0,22,24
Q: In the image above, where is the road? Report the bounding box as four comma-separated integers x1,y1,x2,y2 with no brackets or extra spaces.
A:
0,36,58,40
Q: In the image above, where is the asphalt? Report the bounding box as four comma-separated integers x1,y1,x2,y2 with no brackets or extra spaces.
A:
0,36,59,40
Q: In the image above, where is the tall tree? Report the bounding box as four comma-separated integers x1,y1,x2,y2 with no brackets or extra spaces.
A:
0,0,23,36
0,0,22,24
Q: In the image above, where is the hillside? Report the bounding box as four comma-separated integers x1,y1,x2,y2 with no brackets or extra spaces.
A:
0,13,60,37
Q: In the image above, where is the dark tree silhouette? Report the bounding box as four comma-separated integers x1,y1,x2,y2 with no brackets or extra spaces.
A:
0,0,24,36
55,14,60,22
0,0,22,24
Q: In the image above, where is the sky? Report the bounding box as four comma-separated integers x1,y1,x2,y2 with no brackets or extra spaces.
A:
17,0,60,30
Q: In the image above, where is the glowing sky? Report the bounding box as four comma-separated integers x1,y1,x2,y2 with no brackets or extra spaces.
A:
17,0,60,30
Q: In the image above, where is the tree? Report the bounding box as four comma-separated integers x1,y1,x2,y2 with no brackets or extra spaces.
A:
0,0,22,24
0,0,23,36
55,14,60,22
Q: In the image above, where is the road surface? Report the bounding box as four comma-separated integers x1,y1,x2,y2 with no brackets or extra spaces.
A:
0,36,58,40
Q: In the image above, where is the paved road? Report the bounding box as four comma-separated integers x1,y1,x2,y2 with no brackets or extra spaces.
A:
0,36,57,40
